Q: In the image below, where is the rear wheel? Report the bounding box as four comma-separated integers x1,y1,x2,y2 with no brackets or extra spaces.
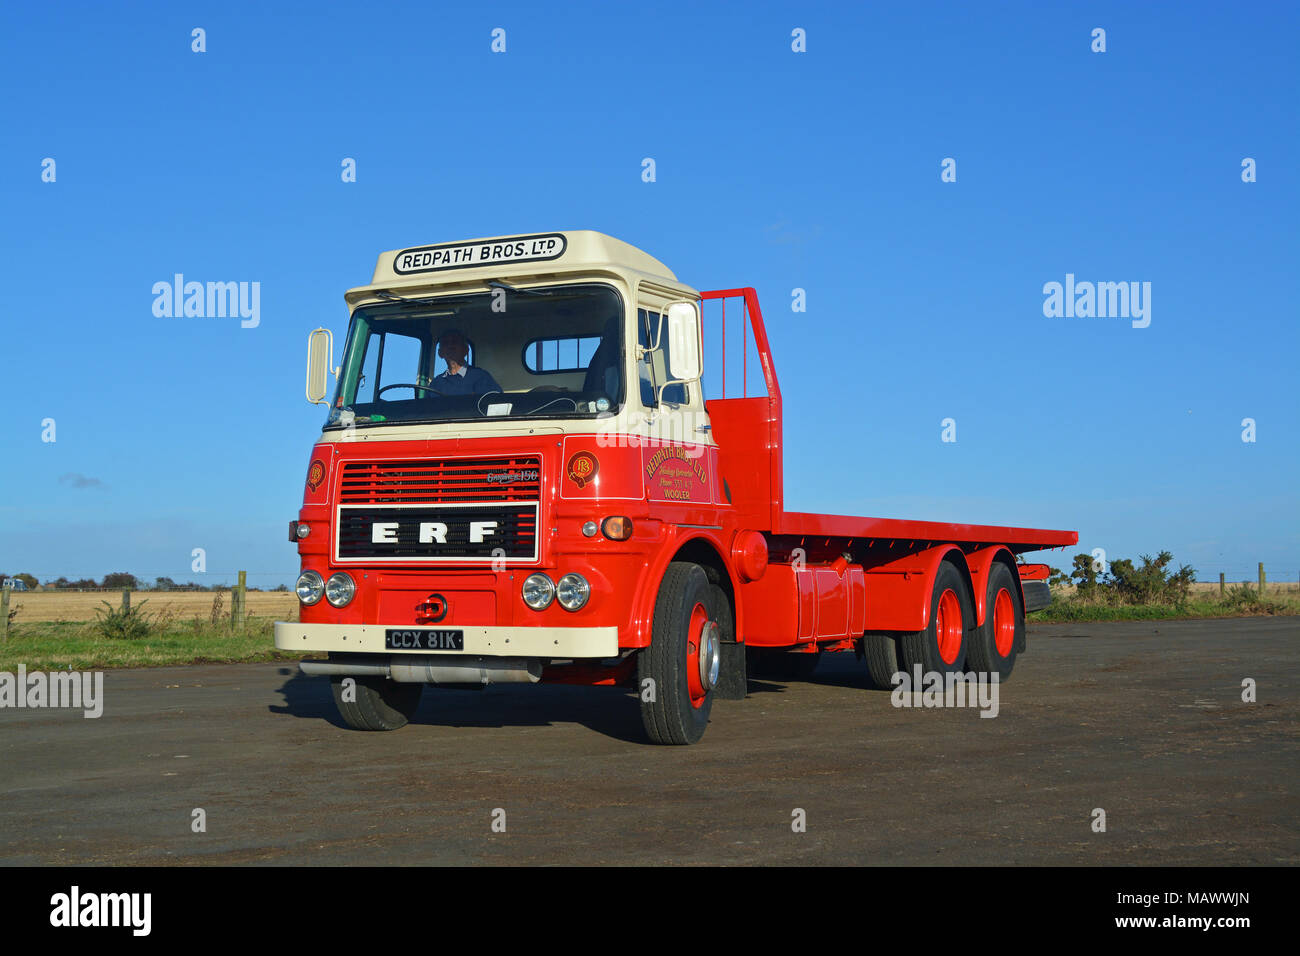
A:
330,675,423,731
899,562,971,675
638,563,721,745
967,562,1022,681
861,632,902,690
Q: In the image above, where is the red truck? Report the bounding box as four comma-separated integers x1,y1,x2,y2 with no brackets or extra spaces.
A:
276,231,1076,744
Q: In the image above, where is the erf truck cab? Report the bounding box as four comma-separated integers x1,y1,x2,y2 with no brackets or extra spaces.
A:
275,230,1077,744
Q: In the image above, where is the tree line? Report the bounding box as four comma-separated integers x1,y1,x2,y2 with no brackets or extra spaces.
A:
2,572,288,592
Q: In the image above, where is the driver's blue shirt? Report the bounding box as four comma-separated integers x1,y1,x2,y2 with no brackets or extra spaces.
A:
435,365,501,396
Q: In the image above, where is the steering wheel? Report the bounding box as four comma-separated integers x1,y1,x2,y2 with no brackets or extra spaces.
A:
376,383,443,400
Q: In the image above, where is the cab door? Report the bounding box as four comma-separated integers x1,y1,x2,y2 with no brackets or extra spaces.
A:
634,301,714,505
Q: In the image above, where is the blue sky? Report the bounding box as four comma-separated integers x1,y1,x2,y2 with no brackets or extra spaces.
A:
1,0,1296,587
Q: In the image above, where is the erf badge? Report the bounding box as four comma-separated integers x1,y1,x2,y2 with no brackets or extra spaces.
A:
566,451,599,489
306,459,326,492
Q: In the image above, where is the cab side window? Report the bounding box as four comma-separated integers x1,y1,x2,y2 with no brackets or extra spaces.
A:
637,308,688,407
525,336,602,373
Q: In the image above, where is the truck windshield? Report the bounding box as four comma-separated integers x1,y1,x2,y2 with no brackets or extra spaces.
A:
325,283,624,428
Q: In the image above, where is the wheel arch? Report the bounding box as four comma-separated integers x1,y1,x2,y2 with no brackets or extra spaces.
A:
862,543,974,632
965,545,1024,627
628,530,742,649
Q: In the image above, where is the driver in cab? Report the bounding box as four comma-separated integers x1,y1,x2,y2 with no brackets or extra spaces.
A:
432,329,501,396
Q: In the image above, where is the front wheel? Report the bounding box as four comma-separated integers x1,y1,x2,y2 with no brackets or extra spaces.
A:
637,562,722,745
330,675,423,731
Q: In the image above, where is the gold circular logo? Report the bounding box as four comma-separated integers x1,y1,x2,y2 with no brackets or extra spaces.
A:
306,460,326,492
566,452,599,489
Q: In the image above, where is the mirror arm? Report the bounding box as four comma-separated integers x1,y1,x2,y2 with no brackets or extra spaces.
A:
648,311,666,351
654,376,700,408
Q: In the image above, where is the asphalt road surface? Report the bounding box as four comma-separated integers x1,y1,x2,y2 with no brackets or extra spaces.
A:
1,618,1296,865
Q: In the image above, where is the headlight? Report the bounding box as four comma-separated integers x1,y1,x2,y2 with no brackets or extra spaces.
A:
522,573,555,610
296,523,312,539
556,573,590,611
325,572,355,607
296,570,324,605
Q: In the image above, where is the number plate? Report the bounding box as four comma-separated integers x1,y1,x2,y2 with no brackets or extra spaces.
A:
385,628,464,651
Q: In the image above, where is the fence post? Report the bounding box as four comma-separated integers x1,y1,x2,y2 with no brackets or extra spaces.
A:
232,571,247,630
1219,572,1225,597
1,586,9,641
122,589,130,614
1258,562,1266,594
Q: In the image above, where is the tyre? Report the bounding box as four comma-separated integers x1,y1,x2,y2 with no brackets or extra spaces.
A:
330,674,423,731
898,561,971,675
747,648,821,682
638,562,721,745
966,562,1022,681
861,631,902,690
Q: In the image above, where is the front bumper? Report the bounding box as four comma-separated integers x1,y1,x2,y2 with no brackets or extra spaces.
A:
273,621,619,659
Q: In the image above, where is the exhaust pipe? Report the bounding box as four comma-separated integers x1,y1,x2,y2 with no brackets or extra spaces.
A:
300,654,542,685
391,655,542,685
299,658,390,677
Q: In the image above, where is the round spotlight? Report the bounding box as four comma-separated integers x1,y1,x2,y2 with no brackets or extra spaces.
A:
556,573,591,611
522,573,555,610
325,572,356,607
295,570,325,605
295,523,312,539
581,520,599,537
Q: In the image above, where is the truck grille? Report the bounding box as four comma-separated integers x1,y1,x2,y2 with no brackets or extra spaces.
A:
336,503,538,561
338,456,541,504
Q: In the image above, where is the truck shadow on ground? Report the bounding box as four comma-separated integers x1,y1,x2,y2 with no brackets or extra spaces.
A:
807,651,878,691
269,669,642,742
267,668,344,725
268,666,826,742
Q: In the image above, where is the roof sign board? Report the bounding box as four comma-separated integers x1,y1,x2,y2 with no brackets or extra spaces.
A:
392,233,567,276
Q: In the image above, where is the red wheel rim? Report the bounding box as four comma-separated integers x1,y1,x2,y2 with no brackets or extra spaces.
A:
935,589,963,665
993,587,1015,657
686,602,709,708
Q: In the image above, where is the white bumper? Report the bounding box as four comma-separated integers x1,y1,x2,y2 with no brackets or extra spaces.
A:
274,621,619,659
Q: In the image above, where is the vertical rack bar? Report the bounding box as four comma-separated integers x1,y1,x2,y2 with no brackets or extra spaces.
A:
721,297,726,399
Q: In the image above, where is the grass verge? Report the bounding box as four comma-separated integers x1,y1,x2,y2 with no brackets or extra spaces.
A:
0,617,313,671
1029,590,1300,623
4,591,1294,670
